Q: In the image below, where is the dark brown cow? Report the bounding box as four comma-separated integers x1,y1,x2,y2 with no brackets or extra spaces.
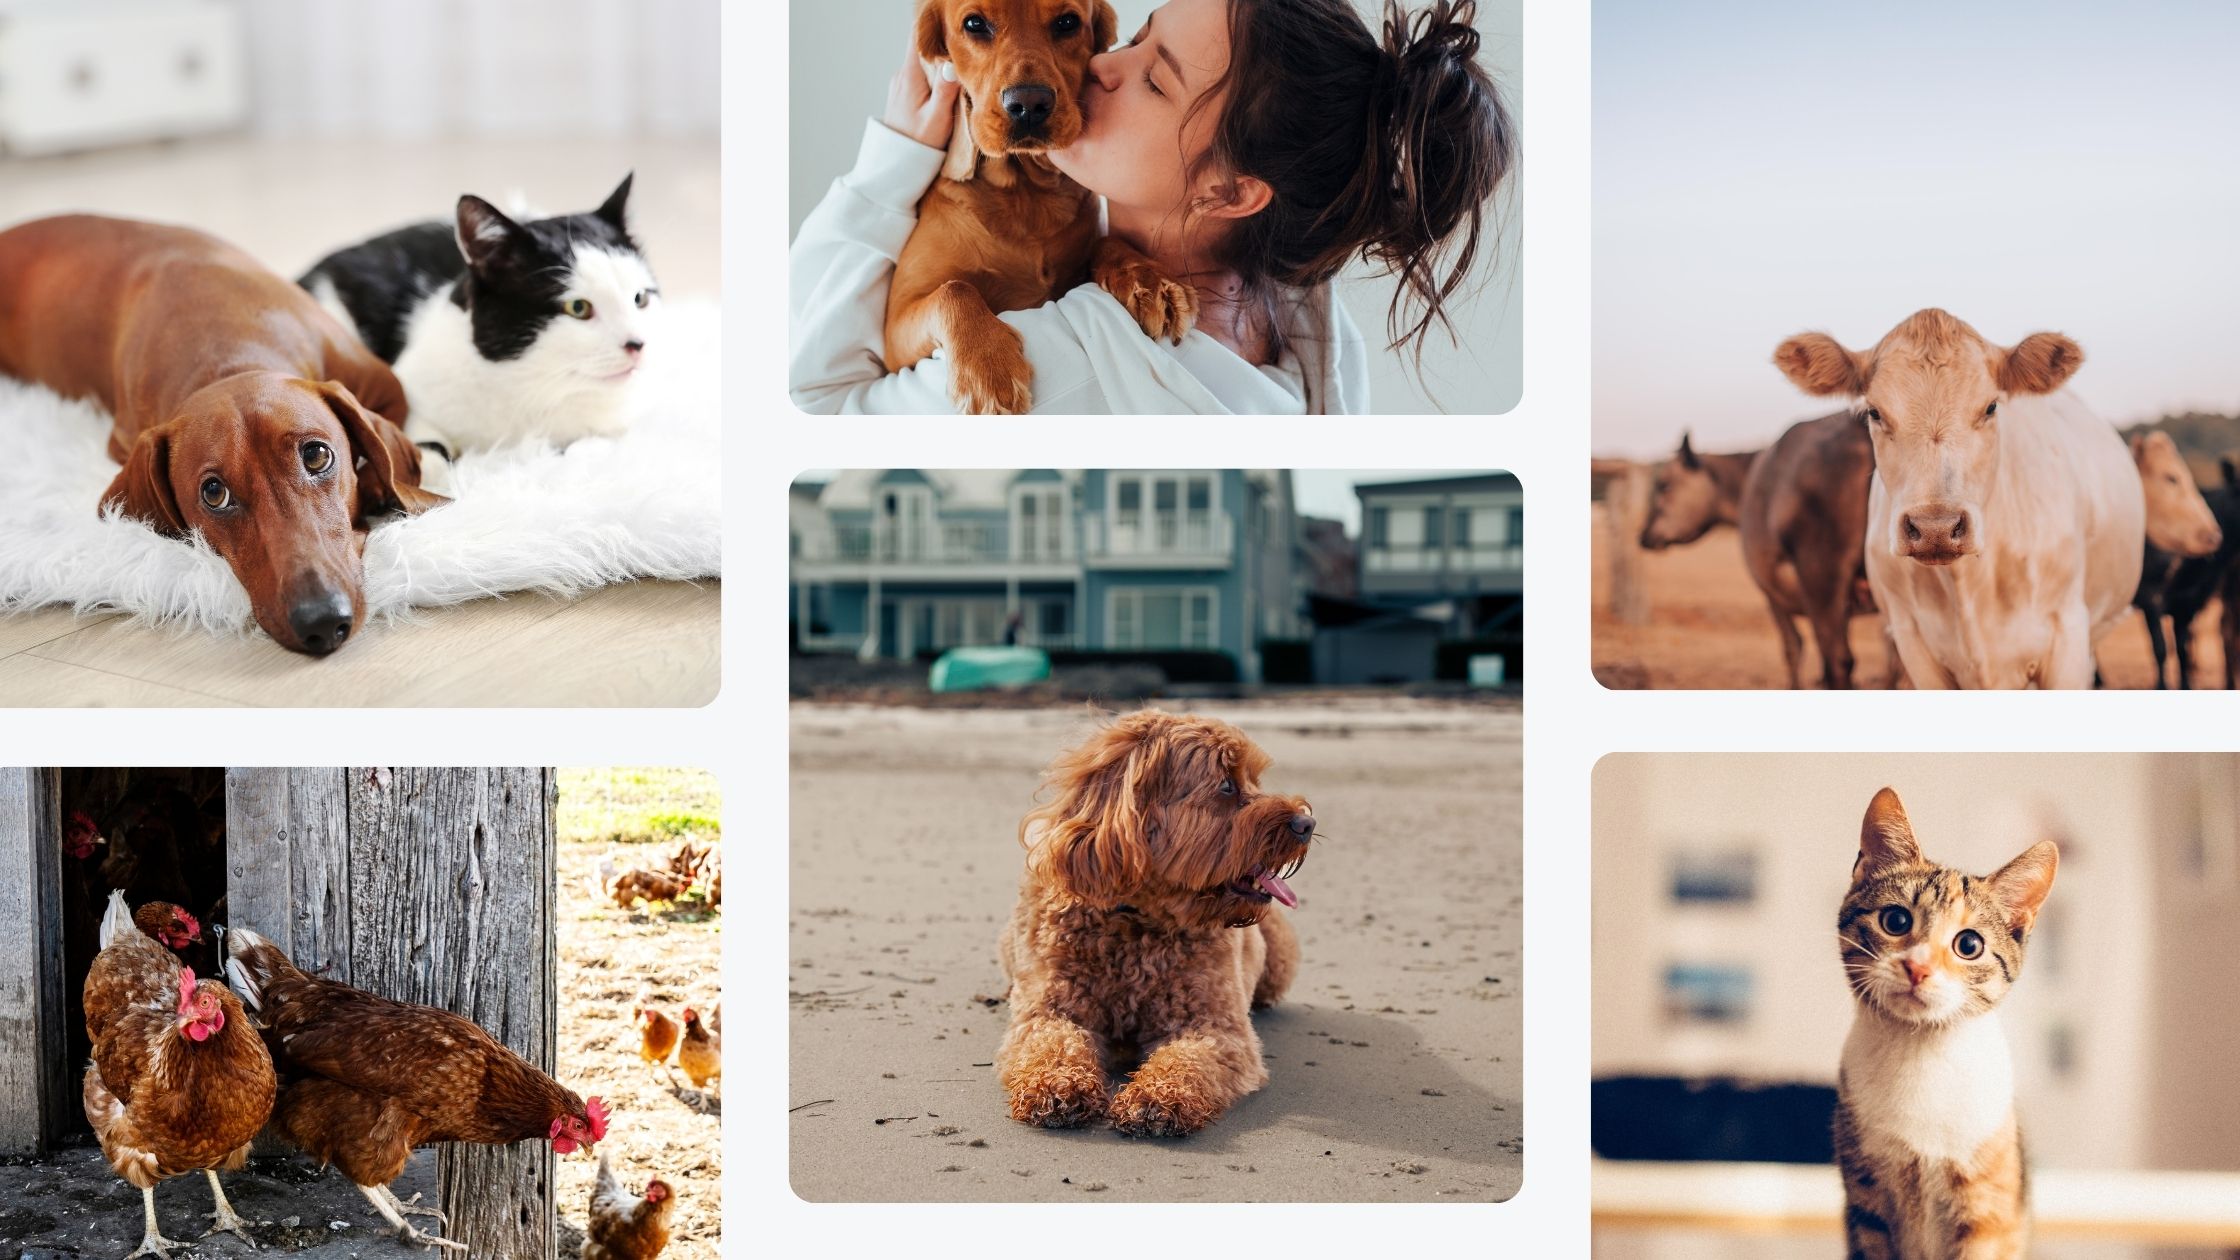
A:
1737,410,1885,690
1637,433,1756,550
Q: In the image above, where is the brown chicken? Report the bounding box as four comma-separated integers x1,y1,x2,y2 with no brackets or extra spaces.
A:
223,924,608,1253
581,1152,675,1260
609,866,693,908
83,891,275,1259
131,901,202,952
635,1005,682,1084
676,1008,720,1103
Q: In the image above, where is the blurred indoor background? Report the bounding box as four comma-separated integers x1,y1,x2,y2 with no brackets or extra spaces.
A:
0,0,719,295
1593,753,2240,1260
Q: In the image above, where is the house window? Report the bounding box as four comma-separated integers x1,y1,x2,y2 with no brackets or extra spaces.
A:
1453,508,1472,548
1507,506,1524,546
1037,601,1069,638
1110,588,1217,649
1367,506,1389,548
1014,488,1067,560
1117,480,1142,531
1423,505,1444,549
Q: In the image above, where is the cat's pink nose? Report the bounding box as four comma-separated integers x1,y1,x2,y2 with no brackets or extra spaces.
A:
623,339,645,359
1903,958,1933,987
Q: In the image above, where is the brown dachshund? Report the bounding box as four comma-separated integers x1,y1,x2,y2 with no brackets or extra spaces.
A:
0,215,445,655
888,0,1197,414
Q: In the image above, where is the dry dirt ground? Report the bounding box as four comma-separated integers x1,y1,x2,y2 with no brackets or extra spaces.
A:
1590,507,2215,690
0,1147,439,1258
555,840,723,1259
789,698,1522,1203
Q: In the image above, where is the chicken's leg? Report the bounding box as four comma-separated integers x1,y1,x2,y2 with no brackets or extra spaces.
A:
358,1181,467,1253
201,1168,258,1247
378,1183,451,1226
128,1184,188,1259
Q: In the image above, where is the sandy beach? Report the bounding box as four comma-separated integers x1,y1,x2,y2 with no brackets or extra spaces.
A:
788,698,1522,1203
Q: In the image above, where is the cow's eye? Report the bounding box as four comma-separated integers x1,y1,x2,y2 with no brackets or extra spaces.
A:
1983,401,1998,420
963,14,991,37
1054,12,1082,34
200,477,231,511
301,441,334,475
1862,407,1882,427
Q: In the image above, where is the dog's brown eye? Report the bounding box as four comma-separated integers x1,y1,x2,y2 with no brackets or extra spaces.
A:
962,13,991,37
1218,778,1236,796
301,441,334,475
1053,12,1081,34
199,477,231,511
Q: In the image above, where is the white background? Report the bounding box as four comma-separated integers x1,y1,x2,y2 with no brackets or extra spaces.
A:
41,0,2236,1254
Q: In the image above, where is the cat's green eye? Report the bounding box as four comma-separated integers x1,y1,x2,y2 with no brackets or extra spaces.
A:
1877,905,1912,936
1953,929,1984,959
563,298,594,319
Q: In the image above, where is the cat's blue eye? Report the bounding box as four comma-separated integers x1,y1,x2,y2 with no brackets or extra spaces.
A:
1877,905,1912,936
1953,929,1984,959
564,298,594,320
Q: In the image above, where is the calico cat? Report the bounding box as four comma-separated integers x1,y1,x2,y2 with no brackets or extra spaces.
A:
299,173,658,481
1833,787,2058,1260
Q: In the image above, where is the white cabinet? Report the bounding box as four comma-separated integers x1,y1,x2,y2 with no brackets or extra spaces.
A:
0,1,248,156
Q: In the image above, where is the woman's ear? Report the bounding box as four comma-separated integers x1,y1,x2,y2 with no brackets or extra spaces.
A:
1199,174,1274,222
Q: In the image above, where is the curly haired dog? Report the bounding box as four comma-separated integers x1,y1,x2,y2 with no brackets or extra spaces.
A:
997,711,1316,1138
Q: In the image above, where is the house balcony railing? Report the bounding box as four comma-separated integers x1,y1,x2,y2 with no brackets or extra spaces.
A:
800,523,1075,566
1082,514,1235,566
1363,542,1523,574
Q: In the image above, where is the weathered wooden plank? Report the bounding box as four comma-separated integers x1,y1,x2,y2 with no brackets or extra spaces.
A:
345,767,557,1259
0,767,68,1154
227,767,352,980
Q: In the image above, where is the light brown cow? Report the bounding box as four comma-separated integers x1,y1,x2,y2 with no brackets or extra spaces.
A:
1775,309,2143,689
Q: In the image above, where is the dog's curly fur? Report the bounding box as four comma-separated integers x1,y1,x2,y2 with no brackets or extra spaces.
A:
997,711,1315,1138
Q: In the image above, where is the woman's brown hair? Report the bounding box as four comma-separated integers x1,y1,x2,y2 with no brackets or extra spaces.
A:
1184,0,1515,365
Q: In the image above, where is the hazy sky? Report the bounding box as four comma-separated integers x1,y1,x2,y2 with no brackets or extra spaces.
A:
1596,1,2240,458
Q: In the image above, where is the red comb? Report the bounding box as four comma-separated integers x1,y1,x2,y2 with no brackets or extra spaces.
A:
585,1096,610,1140
177,967,196,1008
176,909,201,939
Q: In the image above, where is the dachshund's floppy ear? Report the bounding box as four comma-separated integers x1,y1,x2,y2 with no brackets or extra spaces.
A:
316,382,448,520
100,425,187,535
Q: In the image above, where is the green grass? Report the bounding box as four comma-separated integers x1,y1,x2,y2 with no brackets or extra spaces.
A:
557,767,721,846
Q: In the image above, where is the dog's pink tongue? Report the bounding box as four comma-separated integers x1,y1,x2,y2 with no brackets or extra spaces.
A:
1254,867,1299,908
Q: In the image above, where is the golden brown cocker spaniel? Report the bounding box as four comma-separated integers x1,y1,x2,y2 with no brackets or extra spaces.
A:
997,711,1316,1137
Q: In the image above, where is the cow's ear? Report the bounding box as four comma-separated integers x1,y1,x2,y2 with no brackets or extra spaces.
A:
2223,456,2239,489
1998,332,2084,395
1773,333,1868,397
1677,432,1699,470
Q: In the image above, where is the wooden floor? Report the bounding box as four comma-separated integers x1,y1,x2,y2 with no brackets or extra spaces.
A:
0,581,719,707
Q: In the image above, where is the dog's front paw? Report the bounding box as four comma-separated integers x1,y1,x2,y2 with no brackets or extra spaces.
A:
947,335,1034,415
1108,1079,1221,1138
1006,1067,1109,1129
1097,256,1198,346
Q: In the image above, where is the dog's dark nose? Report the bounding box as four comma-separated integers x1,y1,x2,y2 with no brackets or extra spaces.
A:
1288,813,1316,838
288,589,355,656
1002,85,1057,130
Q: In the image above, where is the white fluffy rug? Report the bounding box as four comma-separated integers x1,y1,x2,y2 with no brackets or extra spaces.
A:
0,301,721,636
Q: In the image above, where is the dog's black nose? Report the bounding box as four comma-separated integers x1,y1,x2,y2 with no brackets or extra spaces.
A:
1003,85,1057,130
1288,813,1316,838
288,589,355,656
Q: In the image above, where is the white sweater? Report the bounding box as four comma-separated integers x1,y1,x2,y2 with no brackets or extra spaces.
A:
789,120,1370,415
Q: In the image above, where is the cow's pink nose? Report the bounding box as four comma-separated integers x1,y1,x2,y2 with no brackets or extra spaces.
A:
1901,507,1971,559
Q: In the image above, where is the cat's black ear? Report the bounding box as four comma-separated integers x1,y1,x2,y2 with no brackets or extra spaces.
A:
595,173,634,233
455,195,526,272
1988,840,2058,938
1854,787,1923,881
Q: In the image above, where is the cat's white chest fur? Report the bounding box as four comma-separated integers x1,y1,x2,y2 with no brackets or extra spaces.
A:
1841,1010,2014,1165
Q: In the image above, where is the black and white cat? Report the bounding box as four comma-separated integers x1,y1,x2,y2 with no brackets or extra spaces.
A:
300,174,660,483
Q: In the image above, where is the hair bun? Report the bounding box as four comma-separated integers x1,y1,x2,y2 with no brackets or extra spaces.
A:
1383,0,1483,79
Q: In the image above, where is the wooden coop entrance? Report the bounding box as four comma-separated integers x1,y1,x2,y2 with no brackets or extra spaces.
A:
0,766,558,1258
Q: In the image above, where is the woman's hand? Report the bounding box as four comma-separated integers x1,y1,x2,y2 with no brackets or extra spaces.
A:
883,35,961,151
